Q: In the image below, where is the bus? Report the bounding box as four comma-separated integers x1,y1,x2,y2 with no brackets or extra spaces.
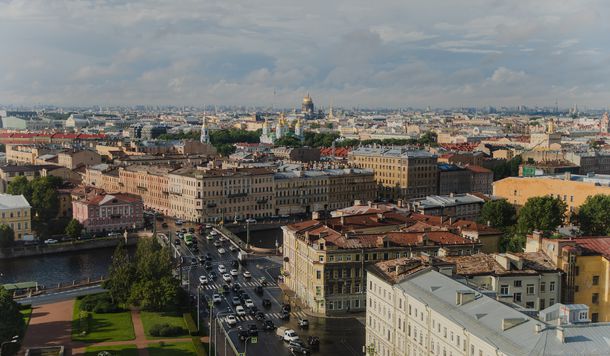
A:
184,234,194,246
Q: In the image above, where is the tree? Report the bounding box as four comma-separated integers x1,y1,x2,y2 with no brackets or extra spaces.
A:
103,241,134,305
0,286,25,352
0,224,14,248
65,219,84,239
6,176,32,200
274,136,303,148
215,144,236,157
29,177,60,221
478,200,517,229
577,194,610,236
516,196,567,235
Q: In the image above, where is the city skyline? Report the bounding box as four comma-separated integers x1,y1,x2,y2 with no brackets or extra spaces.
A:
1,1,610,108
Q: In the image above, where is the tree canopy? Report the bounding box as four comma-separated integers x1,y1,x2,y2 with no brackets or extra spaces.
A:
0,286,25,351
492,155,523,181
516,196,566,235
274,136,303,148
577,194,610,236
0,224,14,248
478,199,517,229
65,219,84,239
104,241,134,305
7,176,62,222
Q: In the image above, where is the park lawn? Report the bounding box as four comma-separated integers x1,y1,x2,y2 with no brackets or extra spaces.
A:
20,307,33,326
84,344,139,356
72,298,135,343
140,311,189,339
148,342,197,356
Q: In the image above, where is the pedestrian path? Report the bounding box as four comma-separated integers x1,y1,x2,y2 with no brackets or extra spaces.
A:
200,279,276,291
232,311,308,322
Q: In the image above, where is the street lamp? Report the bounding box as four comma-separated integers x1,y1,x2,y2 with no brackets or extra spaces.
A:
0,336,19,356
243,335,258,356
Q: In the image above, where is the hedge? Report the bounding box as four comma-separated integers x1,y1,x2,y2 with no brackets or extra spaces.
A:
183,313,198,336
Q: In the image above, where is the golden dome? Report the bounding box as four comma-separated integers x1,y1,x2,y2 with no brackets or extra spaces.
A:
302,93,312,104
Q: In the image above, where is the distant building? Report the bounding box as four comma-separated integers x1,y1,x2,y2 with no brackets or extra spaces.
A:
140,125,167,140
301,93,315,118
0,194,32,240
57,150,102,169
437,163,472,195
465,165,493,195
72,192,144,234
0,165,81,193
407,193,487,221
271,146,320,162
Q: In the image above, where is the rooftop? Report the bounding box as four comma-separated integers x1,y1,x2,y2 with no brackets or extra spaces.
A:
0,194,31,210
349,146,436,158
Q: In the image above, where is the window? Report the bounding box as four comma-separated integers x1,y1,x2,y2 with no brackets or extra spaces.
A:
319,256,324,262
316,271,321,279
540,282,546,292
513,280,522,287
513,293,522,303
549,298,555,305
592,313,599,322
526,284,535,295
500,284,509,295
540,299,545,309
526,302,534,309
549,281,555,291
592,293,599,304
592,276,599,286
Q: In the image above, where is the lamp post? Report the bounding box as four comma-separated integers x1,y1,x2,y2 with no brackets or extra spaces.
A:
243,335,258,356
0,336,19,356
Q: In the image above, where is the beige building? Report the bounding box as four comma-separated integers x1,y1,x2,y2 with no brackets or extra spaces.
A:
57,150,101,169
282,211,481,315
5,145,52,165
0,165,80,192
0,194,32,240
348,147,437,200
119,165,172,215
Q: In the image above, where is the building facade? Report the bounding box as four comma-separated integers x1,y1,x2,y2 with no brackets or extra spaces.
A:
0,194,32,240
407,193,487,221
437,163,472,195
72,193,144,233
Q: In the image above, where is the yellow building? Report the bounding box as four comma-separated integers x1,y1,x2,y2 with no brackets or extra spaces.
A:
0,194,32,240
493,174,610,217
526,232,610,322
348,147,437,200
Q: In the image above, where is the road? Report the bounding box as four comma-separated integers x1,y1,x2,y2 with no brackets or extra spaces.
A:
156,218,365,356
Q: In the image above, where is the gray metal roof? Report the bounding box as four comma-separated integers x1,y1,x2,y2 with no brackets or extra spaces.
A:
349,146,436,158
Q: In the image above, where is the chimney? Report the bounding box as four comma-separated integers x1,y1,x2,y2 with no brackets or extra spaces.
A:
354,199,362,206
564,172,571,181
456,290,476,305
312,211,320,220
367,201,373,207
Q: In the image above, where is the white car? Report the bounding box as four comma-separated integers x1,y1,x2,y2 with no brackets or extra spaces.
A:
206,234,214,241
235,306,246,316
219,236,226,242
244,299,254,308
218,248,226,254
210,230,218,236
229,245,237,252
243,271,252,278
218,264,226,273
222,273,232,282
226,314,237,326
205,224,212,229
213,241,221,247
283,329,299,342
199,275,208,285
246,218,257,224
212,294,222,303
230,269,239,277
175,219,184,225
44,239,58,244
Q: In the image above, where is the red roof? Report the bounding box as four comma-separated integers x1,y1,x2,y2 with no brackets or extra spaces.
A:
572,237,610,260
439,143,478,152
465,165,492,173
319,147,350,157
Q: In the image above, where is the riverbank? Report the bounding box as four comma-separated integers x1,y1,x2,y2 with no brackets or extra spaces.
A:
0,234,146,260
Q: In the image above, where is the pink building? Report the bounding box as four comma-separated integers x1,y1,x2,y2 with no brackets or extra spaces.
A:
72,192,144,233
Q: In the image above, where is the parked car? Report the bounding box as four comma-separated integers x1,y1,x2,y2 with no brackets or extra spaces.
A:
229,245,237,252
244,299,254,308
245,218,257,224
205,224,212,229
188,227,195,233
213,241,222,247
205,252,212,260
218,264,226,273
226,314,237,326
232,296,241,306
288,340,310,355
235,306,246,316
206,234,214,241
161,222,168,228
218,248,227,254
44,239,58,244
280,310,290,320
262,299,272,308
173,239,181,246
175,219,184,225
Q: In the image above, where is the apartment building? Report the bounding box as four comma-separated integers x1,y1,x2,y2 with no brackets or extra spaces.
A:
407,193,487,221
119,165,172,215
85,164,121,192
348,147,437,200
5,145,52,165
366,263,610,356
57,150,101,169
437,163,472,195
526,232,610,322
72,193,144,233
282,211,481,315
564,151,610,175
493,174,610,217
465,165,493,195
0,165,80,192
0,194,32,240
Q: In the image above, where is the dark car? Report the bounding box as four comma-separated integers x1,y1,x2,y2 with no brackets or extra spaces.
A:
173,239,181,246
231,260,240,269
280,310,290,320
198,256,205,265
249,306,259,315
208,271,218,280
204,262,212,269
255,311,265,321
238,324,258,340
298,317,309,328
205,252,212,260
282,304,291,313
232,283,242,292
263,319,276,330
307,336,320,350
240,293,250,302
254,286,263,295
247,324,258,336
262,299,272,308
288,341,310,355
188,227,195,233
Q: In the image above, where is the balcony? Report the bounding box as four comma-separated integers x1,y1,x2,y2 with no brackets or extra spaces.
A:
256,198,268,204
206,202,217,208
228,192,247,198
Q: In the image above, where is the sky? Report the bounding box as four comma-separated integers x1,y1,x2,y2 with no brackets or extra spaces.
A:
1,0,610,109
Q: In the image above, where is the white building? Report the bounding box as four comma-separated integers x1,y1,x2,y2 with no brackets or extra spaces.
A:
366,261,610,356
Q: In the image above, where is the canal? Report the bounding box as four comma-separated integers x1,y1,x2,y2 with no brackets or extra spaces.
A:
235,228,283,249
0,246,133,287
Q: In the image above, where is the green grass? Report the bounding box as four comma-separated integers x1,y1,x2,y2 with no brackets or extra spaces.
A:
84,344,139,356
21,307,33,326
72,298,135,343
140,311,189,339
148,342,197,356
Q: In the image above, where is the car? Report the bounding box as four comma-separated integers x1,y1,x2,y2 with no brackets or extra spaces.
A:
246,324,258,336
262,299,272,308
223,273,233,283
212,294,222,303
239,293,251,303
243,271,252,278
231,260,240,269
206,234,214,241
282,329,299,342
208,271,218,280
307,336,320,351
255,311,266,321
218,248,226,254
229,245,237,252
204,262,212,269
210,230,218,236
280,214,290,218
231,283,242,292
235,306,246,316
254,286,263,295
173,239,181,246
205,224,212,229
199,275,208,285
175,219,184,225
188,227,195,233
205,252,212,260
244,299,254,308
297,317,309,328
218,265,226,273
161,222,168,228
181,228,187,233
213,241,221,247
230,269,239,277
280,310,290,320
226,314,237,326
288,341,310,355
246,218,257,224
219,236,227,242
248,305,259,315
44,239,58,244
263,319,276,330
259,276,268,286
198,256,205,265
234,217,243,222
282,303,292,312
232,296,241,306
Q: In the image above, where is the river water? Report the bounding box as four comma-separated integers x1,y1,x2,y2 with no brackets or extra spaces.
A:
0,246,127,287
235,228,283,249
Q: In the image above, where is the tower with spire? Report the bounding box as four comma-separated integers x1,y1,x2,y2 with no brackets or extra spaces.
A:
200,117,210,144
276,113,286,139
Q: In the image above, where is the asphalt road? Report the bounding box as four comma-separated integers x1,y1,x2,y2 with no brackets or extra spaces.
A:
156,218,365,356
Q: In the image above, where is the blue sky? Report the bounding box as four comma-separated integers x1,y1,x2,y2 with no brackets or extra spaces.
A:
1,0,609,108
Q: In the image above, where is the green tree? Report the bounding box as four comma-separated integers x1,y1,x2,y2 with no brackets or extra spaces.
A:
478,199,517,229
215,143,236,157
0,286,25,352
103,241,134,305
577,194,610,236
65,219,84,239
0,224,15,248
516,196,566,235
274,136,303,148
6,176,32,200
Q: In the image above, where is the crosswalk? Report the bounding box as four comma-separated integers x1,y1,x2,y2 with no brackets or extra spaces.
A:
230,311,309,322
200,279,275,291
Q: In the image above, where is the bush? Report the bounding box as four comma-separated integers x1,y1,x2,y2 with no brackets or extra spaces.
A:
183,313,198,336
93,300,120,313
80,293,120,313
149,323,187,337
